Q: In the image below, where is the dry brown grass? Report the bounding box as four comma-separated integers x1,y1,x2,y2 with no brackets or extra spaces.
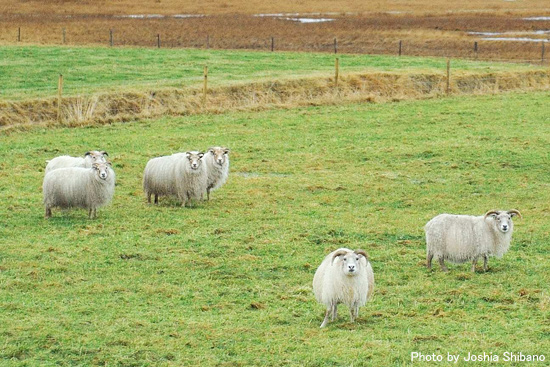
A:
2,0,549,16
1,13,549,62
2,69,549,131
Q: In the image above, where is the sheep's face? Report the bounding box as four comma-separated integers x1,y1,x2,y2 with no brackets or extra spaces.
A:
208,147,229,166
339,252,362,277
92,162,110,180
186,152,204,170
488,211,516,233
85,150,108,164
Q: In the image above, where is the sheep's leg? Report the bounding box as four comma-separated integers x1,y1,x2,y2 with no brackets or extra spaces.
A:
89,208,96,219
331,304,338,321
438,258,448,272
483,255,489,272
45,207,52,219
350,303,359,323
320,307,332,328
154,194,158,204
427,253,434,269
471,258,477,273
147,192,151,204
206,188,211,201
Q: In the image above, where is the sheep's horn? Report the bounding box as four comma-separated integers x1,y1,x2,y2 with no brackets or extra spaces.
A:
507,209,522,218
101,151,109,156
354,250,369,261
331,249,349,264
484,210,500,218
84,151,92,157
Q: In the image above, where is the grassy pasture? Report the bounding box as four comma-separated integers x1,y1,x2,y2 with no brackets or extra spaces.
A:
0,46,542,101
1,90,549,365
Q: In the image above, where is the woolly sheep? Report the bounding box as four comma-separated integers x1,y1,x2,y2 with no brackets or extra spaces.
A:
203,146,230,200
143,151,207,207
45,150,108,173
43,162,115,219
312,248,375,328
425,209,522,272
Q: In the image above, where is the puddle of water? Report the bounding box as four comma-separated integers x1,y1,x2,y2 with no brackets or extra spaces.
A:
284,17,335,23
482,37,549,42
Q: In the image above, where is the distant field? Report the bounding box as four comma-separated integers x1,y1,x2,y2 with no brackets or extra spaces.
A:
1,1,549,62
0,45,543,101
1,91,549,366
2,0,550,15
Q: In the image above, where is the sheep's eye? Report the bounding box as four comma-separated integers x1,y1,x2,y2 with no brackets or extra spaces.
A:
356,257,359,261
343,257,346,261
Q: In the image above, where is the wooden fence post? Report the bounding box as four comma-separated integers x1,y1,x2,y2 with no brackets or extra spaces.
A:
203,65,208,107
446,59,451,95
57,74,64,122
398,40,402,56
18,27,21,42
206,35,210,49
474,41,478,60
271,37,274,52
62,28,66,44
334,38,337,54
542,41,546,65
335,58,339,87
109,29,113,46
157,34,161,48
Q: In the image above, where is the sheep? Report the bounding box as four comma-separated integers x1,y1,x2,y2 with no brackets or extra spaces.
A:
43,162,115,219
312,248,375,328
45,150,108,173
203,146,230,201
143,151,207,207
425,209,522,272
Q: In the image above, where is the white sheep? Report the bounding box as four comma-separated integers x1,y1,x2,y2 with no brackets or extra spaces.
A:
45,150,108,173
143,151,207,207
312,248,375,328
43,162,115,219
203,146,230,201
425,209,522,272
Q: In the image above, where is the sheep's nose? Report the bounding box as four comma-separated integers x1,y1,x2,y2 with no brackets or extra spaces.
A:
502,224,508,231
348,265,355,272
217,158,223,164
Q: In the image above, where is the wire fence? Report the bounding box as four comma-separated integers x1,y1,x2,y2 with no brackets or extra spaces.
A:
2,13,550,65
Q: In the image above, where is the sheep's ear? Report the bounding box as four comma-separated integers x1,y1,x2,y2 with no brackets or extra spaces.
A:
198,152,204,158
508,209,522,219
92,163,99,169
223,148,230,154
101,151,108,156
84,151,92,157
484,210,499,219
208,148,215,154
354,250,369,261
185,152,191,157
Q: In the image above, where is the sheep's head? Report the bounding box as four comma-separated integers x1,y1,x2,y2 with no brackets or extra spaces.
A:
484,210,522,234
186,151,205,170
92,162,110,180
208,146,230,166
332,249,369,277
85,150,108,163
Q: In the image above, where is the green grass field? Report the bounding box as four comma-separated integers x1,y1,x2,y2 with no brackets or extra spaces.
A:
0,45,544,101
1,90,549,366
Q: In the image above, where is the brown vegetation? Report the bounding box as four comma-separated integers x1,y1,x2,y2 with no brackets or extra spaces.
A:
2,0,549,16
2,69,549,131
1,13,549,62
